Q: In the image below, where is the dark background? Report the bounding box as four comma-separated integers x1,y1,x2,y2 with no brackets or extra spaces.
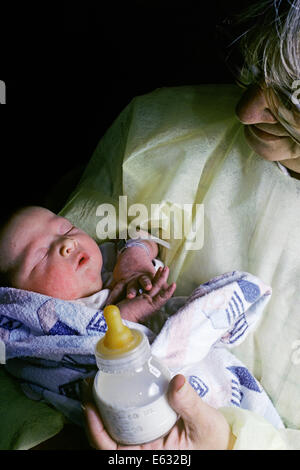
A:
0,0,251,216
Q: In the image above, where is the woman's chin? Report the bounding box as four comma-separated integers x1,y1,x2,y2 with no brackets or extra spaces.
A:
244,126,292,162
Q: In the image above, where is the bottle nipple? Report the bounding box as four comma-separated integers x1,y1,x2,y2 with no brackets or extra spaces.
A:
96,305,142,357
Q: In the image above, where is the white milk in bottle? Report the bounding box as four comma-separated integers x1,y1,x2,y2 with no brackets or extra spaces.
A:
93,305,178,445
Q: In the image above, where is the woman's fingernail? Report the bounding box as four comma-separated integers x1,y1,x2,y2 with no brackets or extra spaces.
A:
176,376,187,393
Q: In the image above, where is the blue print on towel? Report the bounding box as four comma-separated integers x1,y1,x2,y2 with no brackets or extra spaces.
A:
229,378,244,407
86,310,107,334
0,314,23,331
188,375,209,398
37,299,80,336
48,321,80,336
222,314,249,345
237,279,260,303
225,290,245,325
227,366,261,392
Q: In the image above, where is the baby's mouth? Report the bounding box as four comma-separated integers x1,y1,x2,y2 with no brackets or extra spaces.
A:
75,252,90,270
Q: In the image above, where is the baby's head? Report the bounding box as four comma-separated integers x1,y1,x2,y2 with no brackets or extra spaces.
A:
0,206,103,300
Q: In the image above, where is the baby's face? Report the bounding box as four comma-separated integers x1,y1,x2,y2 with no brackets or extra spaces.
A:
0,206,103,300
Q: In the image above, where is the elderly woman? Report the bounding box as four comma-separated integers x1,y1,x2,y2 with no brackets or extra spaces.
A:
62,0,300,450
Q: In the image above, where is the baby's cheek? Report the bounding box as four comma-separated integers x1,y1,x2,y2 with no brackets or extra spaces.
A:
41,268,81,300
85,267,102,285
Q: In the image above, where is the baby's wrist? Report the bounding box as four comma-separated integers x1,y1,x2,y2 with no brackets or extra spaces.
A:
117,238,158,259
117,301,144,323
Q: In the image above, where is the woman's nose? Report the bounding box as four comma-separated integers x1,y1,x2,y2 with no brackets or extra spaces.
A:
60,238,77,257
235,85,278,125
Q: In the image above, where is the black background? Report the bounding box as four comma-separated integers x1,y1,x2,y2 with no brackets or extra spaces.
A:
0,0,251,216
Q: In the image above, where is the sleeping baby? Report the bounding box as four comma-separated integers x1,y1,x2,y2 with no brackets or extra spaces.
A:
0,205,284,432
0,205,176,323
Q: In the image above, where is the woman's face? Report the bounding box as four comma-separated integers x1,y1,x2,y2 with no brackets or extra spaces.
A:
235,84,300,174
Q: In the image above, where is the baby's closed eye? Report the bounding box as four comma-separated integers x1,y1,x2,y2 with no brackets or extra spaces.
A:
64,225,75,235
32,247,48,267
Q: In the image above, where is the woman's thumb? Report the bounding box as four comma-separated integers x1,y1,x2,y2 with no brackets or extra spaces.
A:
167,375,205,432
167,374,233,449
105,281,126,305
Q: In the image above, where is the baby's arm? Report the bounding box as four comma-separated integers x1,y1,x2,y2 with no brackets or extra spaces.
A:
117,266,176,323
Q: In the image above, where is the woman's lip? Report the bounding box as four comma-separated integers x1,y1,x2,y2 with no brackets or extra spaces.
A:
249,125,287,142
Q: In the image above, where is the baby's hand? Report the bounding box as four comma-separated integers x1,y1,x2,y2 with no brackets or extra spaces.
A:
117,266,176,323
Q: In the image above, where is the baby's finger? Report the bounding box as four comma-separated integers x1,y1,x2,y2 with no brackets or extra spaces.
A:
150,266,170,295
138,274,153,291
126,280,139,299
152,282,177,308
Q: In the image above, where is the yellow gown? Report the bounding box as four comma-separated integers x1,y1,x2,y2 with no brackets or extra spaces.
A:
60,84,300,449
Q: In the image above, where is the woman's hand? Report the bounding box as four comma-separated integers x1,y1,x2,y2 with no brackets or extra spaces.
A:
81,374,235,450
106,245,159,304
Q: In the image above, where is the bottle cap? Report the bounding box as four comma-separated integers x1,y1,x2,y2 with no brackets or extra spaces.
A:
95,305,150,372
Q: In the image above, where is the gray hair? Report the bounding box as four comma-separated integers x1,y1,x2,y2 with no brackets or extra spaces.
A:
236,0,300,95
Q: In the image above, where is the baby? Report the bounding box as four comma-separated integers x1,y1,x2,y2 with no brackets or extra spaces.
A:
0,205,176,323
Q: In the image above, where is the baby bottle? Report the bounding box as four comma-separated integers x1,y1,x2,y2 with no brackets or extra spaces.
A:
93,305,178,445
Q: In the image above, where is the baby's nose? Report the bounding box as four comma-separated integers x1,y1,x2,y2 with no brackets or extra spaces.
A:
60,238,77,257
